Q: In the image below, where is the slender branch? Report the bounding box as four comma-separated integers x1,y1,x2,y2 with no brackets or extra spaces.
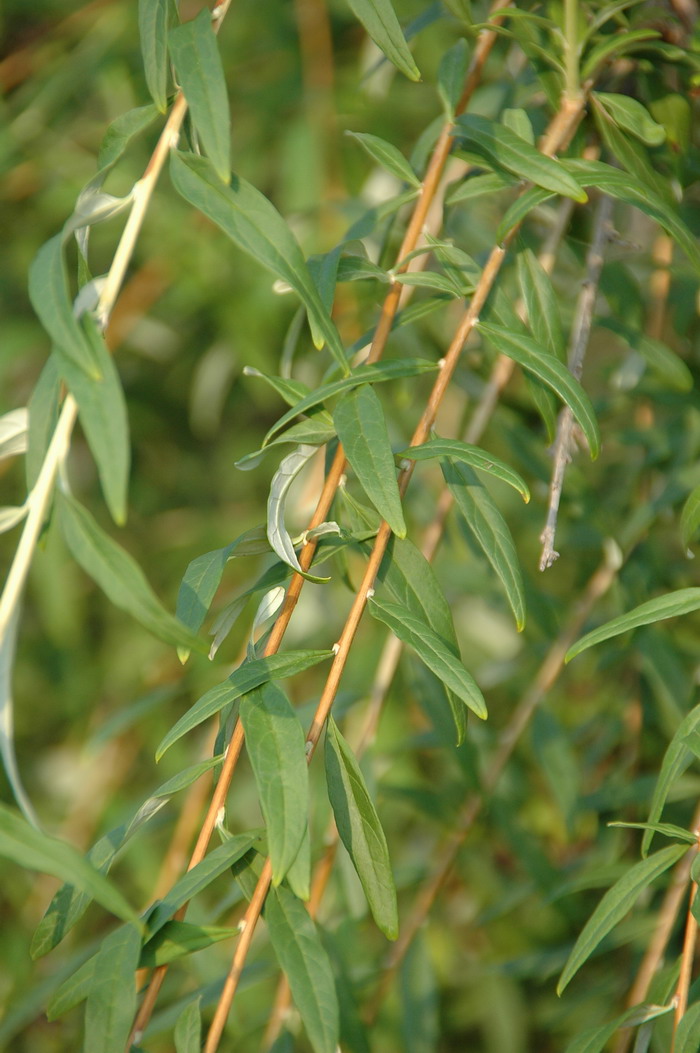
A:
671,835,700,1051
539,193,613,571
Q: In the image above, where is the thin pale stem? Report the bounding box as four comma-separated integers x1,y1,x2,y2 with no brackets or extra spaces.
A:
671,841,700,1050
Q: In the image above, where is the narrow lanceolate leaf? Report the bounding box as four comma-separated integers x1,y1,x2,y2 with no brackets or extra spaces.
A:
28,235,100,379
156,650,332,759
263,358,437,446
345,0,420,82
266,885,340,1053
641,702,700,857
170,152,348,370
325,717,398,939
516,248,565,359
174,997,202,1053
437,38,469,119
564,1004,674,1053
594,92,665,146
240,683,308,884
675,1002,700,1053
57,492,206,655
681,486,700,549
267,444,329,579
443,460,526,632
169,10,230,183
141,922,236,968
26,354,61,489
334,386,406,538
61,316,130,525
347,132,420,187
138,0,170,112
84,924,141,1053
401,438,530,502
368,596,487,719
1,608,38,827
454,115,588,203
566,588,700,662
97,103,161,172
557,844,687,994
477,322,601,458
0,803,139,926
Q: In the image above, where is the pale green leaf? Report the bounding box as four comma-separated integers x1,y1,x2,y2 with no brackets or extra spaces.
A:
325,717,398,938
502,107,535,145
334,385,406,538
400,934,439,1053
1,607,39,827
26,354,61,489
84,924,141,1053
61,316,130,525
0,802,139,927
566,589,700,662
28,235,101,378
607,821,696,845
141,922,236,968
267,444,329,580
285,823,311,901
437,39,469,119
598,318,692,392
262,358,437,447
47,956,98,1020
170,151,348,369
156,650,332,759
557,844,687,993
392,271,462,296
454,115,587,202
169,9,231,182
174,997,202,1053
681,486,700,549
595,92,666,146
368,596,487,719
57,492,206,655
240,682,309,885
477,322,601,458
266,885,340,1053
236,418,337,472
138,0,170,112
345,0,421,81
347,131,420,187
443,459,525,631
0,408,27,461
402,438,530,502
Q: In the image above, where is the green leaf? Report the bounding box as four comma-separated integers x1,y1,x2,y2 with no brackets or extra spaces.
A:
334,385,406,538
681,486,700,549
0,802,139,926
266,885,340,1053
608,821,697,845
437,39,469,119
392,271,462,296
141,921,236,968
675,1002,700,1053
156,650,332,760
453,115,587,203
26,354,61,490
557,844,687,994
60,316,130,525
400,934,439,1053
592,98,672,207
97,103,161,171
262,358,437,447
581,28,661,80
147,833,260,934
57,492,206,655
561,158,700,275
169,9,231,183
1,606,38,828
47,956,98,1020
84,924,141,1053
516,248,564,359
170,151,348,371
446,170,518,205
325,717,398,938
266,444,330,581
642,703,700,857
347,132,420,187
564,1003,674,1053
174,997,202,1053
368,596,487,719
138,0,170,112
345,0,420,81
236,418,337,472
240,682,308,886
566,589,700,662
401,438,530,502
594,92,666,146
496,186,555,242
442,460,526,632
285,822,311,901
477,322,600,458
28,235,101,379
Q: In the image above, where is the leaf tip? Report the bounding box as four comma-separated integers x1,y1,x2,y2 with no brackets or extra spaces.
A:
177,647,191,665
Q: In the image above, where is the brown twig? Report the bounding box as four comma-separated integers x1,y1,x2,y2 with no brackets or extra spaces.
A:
670,832,700,1051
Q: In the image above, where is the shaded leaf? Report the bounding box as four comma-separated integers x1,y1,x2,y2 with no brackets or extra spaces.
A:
437,38,469,119
368,596,487,719
675,1001,700,1053
138,0,170,112
84,924,141,1053
401,437,530,502
566,588,700,662
598,317,692,392
236,418,337,472
240,682,309,885
0,409,27,461
564,1003,674,1053
266,885,340,1053
170,152,348,369
345,0,420,81
446,170,517,205
557,844,687,993
334,385,406,537
156,650,332,759
174,997,202,1053
325,717,398,938
681,486,700,549
581,28,661,80
57,492,205,655
641,702,700,857
98,103,161,171
0,607,39,827
26,354,61,489
169,9,230,182
443,459,526,632
347,132,420,187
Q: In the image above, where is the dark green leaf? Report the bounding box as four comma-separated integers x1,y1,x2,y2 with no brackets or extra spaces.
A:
84,924,141,1053
156,650,332,759
236,418,337,472
334,385,406,537
347,132,420,187
496,186,556,241
325,717,398,938
566,589,700,662
240,682,308,885
266,885,340,1053
681,487,700,549
138,0,170,112
345,0,421,81
437,39,469,119
446,170,518,205
402,438,530,502
170,152,348,370
57,492,206,655
169,9,230,182
642,703,700,856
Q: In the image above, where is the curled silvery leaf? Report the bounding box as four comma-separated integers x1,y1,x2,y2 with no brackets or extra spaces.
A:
0,505,29,536
65,187,135,237
249,586,286,655
72,276,108,322
267,444,324,576
296,521,342,543
0,409,28,461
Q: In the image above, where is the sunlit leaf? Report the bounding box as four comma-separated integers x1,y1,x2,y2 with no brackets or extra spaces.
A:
347,132,420,187
141,922,236,968
345,0,421,81
401,438,530,502
566,589,700,662
267,444,329,580
594,92,665,146
325,717,398,938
